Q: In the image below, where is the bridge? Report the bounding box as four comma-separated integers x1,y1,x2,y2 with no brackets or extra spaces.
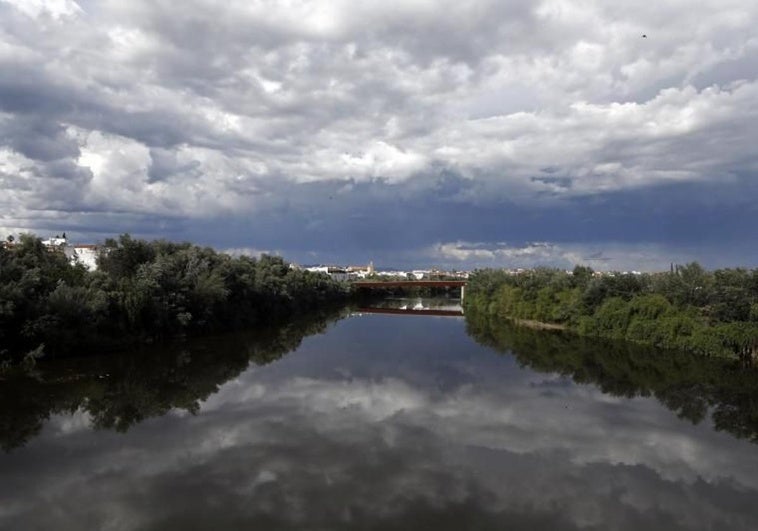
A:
351,280,467,301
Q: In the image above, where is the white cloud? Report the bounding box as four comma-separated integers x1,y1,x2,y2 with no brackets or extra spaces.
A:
3,0,82,20
428,240,716,271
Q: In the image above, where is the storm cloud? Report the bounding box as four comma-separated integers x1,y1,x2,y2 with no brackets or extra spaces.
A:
1,0,757,268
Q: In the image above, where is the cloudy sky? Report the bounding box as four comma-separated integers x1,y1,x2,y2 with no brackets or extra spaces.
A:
1,0,757,270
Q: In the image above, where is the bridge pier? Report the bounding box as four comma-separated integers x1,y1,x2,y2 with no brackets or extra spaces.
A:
460,284,465,303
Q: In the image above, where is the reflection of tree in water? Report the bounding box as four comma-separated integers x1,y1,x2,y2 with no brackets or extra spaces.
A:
0,308,347,451
465,308,758,444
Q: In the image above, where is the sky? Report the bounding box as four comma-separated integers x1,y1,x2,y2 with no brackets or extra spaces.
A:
1,0,757,270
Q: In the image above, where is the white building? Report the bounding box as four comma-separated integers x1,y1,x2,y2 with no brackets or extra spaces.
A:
42,236,67,247
72,245,99,271
62,244,99,271
305,266,349,282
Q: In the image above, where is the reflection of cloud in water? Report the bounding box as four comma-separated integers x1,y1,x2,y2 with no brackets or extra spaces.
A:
368,297,464,313
203,369,758,489
2,316,758,530
46,409,93,436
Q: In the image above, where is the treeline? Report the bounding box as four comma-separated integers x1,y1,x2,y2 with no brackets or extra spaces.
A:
464,264,758,360
465,310,758,443
0,234,349,365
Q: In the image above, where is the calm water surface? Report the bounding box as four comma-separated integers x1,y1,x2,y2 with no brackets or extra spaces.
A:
2,301,758,530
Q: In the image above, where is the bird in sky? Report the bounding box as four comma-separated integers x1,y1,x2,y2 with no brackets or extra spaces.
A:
642,34,647,38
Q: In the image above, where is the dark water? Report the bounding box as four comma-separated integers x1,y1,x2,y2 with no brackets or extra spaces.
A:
2,302,758,530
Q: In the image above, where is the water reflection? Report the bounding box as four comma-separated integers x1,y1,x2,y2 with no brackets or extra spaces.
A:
356,296,464,316
2,303,758,529
465,308,758,444
0,308,346,451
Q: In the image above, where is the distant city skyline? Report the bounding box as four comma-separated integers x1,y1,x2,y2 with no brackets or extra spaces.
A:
2,1,757,271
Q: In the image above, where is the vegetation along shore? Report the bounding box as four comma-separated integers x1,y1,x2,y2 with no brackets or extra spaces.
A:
464,265,758,362
3,233,757,368
0,234,349,368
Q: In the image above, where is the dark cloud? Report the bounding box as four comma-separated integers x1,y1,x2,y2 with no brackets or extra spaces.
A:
0,75,78,116
692,50,758,90
1,0,757,267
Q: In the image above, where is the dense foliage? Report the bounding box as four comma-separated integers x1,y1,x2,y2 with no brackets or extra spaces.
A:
465,309,758,443
0,234,349,365
464,264,758,360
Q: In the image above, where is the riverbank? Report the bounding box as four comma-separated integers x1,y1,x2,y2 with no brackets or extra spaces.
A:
464,266,758,362
0,234,352,368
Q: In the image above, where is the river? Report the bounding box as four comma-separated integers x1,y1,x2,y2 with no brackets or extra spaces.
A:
1,298,758,530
